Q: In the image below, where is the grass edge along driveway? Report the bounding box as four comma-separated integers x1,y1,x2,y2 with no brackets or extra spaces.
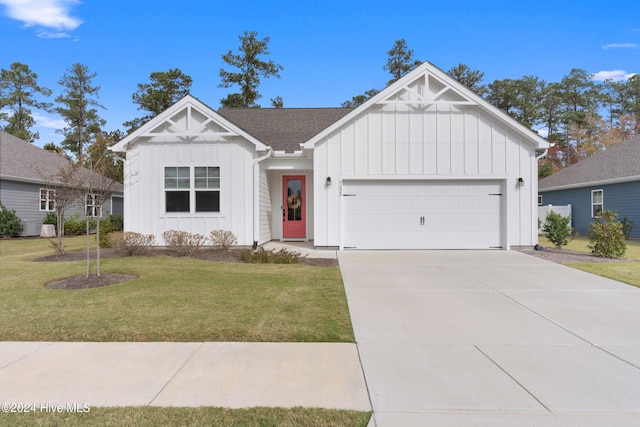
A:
538,236,640,288
0,237,355,342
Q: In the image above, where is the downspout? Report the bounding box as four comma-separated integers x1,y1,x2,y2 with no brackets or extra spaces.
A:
533,145,552,247
253,147,273,249
111,151,126,231
536,147,550,161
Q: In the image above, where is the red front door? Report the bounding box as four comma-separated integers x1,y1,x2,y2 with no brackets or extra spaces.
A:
283,176,306,238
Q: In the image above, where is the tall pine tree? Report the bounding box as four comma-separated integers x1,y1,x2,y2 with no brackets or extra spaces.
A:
124,68,192,132
0,62,52,142
218,30,283,108
55,63,106,163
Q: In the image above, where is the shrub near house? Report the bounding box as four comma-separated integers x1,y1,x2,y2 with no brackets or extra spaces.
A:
589,210,626,258
0,202,23,237
542,211,572,249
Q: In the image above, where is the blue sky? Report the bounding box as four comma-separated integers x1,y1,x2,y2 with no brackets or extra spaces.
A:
1,0,639,147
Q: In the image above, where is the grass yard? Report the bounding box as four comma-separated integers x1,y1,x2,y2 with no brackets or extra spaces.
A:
0,407,371,427
538,236,640,288
0,237,355,342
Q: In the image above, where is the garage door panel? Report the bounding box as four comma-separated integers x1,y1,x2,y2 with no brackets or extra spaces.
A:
343,180,502,249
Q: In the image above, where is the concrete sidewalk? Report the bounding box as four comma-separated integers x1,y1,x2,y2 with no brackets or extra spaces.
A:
0,342,370,410
339,250,640,426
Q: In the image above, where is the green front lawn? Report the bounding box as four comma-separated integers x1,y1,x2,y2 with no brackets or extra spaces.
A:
0,407,371,427
0,237,354,342
0,238,368,425
538,236,640,288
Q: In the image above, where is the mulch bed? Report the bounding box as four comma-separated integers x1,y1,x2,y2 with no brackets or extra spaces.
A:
45,273,138,290
35,246,338,290
519,246,631,264
34,247,338,267
35,248,123,262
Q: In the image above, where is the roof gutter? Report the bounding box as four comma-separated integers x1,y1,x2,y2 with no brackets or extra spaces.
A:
539,174,640,192
253,147,273,249
536,143,553,161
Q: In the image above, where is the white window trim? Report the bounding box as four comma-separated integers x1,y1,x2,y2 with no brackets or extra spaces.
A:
85,193,102,218
591,189,603,218
537,195,543,205
39,188,56,212
164,165,222,215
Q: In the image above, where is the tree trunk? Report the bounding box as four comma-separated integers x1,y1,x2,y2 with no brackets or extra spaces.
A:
86,215,91,278
96,215,101,277
56,210,65,255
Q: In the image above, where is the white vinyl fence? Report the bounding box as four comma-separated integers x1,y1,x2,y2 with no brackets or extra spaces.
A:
538,204,572,234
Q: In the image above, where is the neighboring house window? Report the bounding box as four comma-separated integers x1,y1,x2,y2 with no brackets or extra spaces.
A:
40,189,55,211
591,189,603,218
164,166,220,213
86,194,101,217
538,195,543,205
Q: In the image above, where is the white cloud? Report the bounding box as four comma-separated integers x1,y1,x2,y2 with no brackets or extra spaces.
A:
32,112,66,129
602,43,637,49
36,29,70,38
591,70,637,82
0,0,82,30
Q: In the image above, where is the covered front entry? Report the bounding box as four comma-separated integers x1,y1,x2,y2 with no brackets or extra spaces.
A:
282,175,306,239
342,180,503,249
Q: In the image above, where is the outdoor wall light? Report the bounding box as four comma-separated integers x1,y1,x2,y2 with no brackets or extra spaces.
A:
517,177,525,187
326,176,332,185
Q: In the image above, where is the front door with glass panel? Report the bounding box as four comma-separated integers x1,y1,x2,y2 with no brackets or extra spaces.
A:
283,176,306,239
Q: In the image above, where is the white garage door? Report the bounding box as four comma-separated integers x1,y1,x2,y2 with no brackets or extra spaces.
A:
342,180,502,249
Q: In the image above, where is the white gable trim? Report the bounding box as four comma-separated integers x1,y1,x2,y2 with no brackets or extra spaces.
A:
110,95,267,153
303,61,550,150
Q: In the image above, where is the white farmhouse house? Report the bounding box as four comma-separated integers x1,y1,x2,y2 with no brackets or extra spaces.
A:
110,62,550,250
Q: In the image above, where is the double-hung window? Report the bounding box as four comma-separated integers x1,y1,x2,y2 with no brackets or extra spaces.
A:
164,166,220,213
40,189,55,211
164,167,190,212
194,167,220,212
86,193,101,217
591,189,603,218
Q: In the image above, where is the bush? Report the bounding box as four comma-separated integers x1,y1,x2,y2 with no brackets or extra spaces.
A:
621,217,634,240
209,230,238,250
0,202,23,237
63,214,95,235
98,216,125,248
108,231,156,256
42,211,57,228
162,230,206,256
239,247,306,264
109,215,124,232
588,210,626,258
541,211,572,249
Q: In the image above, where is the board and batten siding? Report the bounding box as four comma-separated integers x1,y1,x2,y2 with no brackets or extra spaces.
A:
123,137,257,245
313,101,538,248
540,181,640,238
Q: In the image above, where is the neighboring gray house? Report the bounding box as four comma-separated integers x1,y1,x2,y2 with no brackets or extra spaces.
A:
0,131,124,236
538,136,640,238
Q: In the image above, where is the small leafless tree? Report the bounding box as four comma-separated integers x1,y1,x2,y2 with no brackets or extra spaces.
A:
83,151,120,277
41,163,81,255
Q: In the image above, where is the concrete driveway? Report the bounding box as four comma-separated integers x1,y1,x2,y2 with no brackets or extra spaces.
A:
338,250,640,426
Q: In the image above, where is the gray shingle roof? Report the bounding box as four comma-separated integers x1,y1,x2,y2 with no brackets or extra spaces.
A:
539,136,640,191
217,108,353,153
0,131,123,192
